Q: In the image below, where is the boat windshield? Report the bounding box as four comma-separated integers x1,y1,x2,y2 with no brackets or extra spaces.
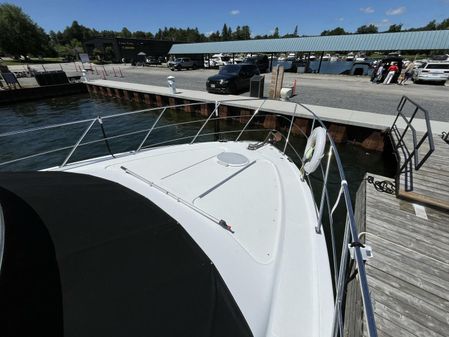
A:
219,65,241,75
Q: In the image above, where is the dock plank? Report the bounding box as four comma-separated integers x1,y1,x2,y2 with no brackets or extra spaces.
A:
348,173,449,337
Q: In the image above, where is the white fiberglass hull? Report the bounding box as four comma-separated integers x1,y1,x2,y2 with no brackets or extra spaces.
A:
55,141,334,337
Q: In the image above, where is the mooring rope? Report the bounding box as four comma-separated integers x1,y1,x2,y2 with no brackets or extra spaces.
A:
366,175,396,194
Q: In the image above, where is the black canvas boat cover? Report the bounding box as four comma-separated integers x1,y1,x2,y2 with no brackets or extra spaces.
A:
0,172,253,337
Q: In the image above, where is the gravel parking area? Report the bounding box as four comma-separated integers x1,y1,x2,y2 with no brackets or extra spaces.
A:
9,63,449,122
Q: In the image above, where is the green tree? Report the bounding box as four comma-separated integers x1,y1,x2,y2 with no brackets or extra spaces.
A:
133,30,146,39
437,18,449,30
273,27,280,38
387,24,402,32
54,39,83,59
423,20,437,30
209,30,221,41
57,21,94,45
241,25,251,40
321,27,348,36
120,27,132,38
356,24,378,34
221,24,230,40
0,3,53,57
284,25,299,38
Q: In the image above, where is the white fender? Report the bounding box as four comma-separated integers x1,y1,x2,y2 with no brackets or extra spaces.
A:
303,127,327,175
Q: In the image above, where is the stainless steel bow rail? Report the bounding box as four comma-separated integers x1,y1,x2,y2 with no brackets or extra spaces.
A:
0,99,377,337
389,95,435,192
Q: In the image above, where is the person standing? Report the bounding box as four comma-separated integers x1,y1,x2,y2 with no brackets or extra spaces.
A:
383,63,399,85
400,61,415,85
374,63,385,83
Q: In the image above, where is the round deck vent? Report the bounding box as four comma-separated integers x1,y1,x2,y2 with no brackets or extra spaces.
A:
217,152,249,167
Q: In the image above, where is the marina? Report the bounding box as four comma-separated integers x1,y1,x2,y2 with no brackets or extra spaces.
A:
1,77,449,337
1,5,449,335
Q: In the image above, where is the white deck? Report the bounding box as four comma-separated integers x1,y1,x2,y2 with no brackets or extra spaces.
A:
56,141,334,337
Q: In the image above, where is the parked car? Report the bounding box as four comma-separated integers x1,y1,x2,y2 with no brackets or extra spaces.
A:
206,64,260,94
242,55,269,73
146,56,161,65
413,62,449,85
169,58,201,71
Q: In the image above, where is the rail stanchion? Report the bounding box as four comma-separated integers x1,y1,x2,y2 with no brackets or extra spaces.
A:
113,67,117,77
59,64,64,71
95,66,99,75
102,70,106,80
41,64,47,72
119,68,124,78
102,66,108,76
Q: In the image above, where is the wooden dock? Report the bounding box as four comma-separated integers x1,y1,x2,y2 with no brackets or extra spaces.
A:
392,130,449,210
388,95,449,211
346,172,449,337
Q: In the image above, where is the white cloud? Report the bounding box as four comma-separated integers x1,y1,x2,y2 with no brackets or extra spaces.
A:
337,17,344,22
230,9,240,15
386,6,406,16
372,19,391,28
360,7,375,14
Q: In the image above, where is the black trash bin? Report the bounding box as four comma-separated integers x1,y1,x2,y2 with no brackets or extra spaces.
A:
35,71,69,86
250,75,264,98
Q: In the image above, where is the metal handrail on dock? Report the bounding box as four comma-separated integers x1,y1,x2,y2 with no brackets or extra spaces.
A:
0,99,378,337
389,95,435,192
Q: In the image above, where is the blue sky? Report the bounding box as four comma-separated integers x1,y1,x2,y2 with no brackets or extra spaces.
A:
4,0,449,36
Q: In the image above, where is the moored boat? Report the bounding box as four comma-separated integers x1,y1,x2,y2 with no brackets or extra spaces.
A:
0,99,377,337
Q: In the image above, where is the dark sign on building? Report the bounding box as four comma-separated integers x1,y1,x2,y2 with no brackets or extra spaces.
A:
85,38,176,62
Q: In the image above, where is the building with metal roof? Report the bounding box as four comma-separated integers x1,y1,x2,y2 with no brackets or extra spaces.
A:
169,30,449,54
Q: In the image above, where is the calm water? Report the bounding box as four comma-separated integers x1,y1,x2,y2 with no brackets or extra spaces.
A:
0,93,395,194
0,94,395,267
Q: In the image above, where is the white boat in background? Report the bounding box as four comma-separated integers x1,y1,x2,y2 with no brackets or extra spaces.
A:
212,53,232,66
322,53,331,61
0,99,377,337
346,52,355,61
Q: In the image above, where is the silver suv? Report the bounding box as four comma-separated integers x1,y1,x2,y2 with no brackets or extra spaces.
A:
168,58,201,71
413,62,449,85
